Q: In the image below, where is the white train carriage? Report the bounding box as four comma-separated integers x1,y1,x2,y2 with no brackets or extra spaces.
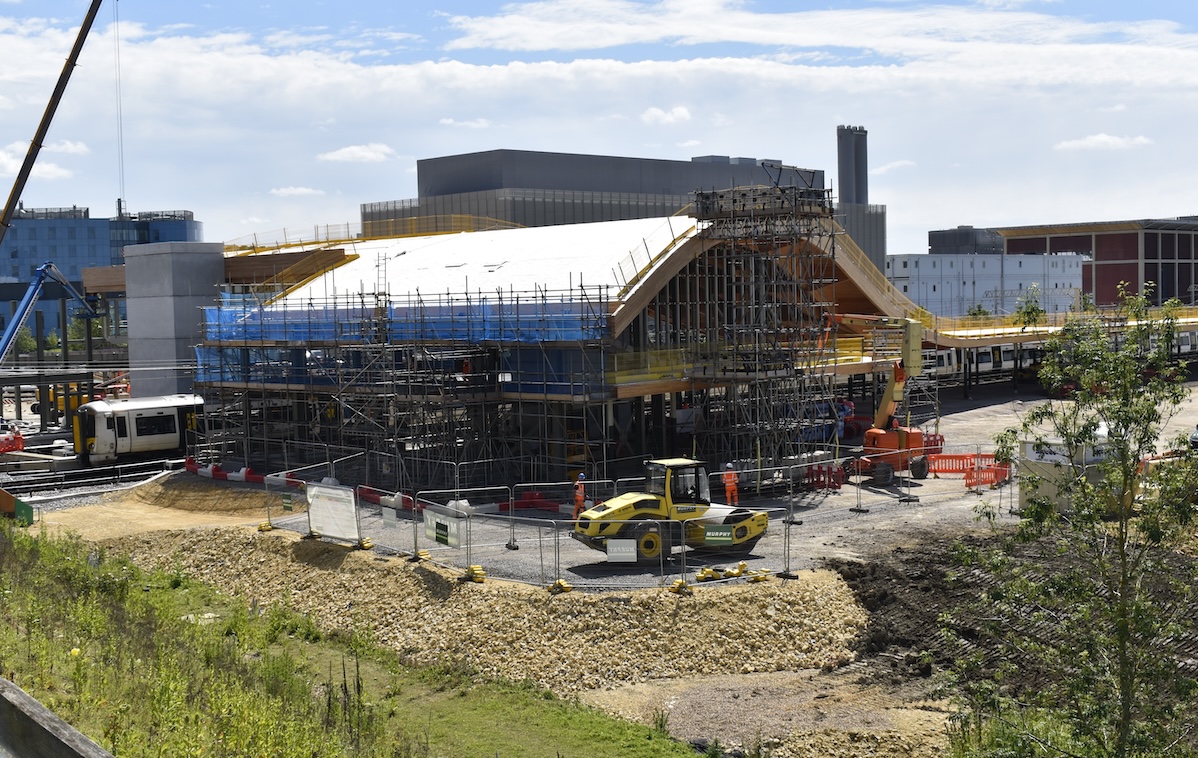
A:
75,394,204,464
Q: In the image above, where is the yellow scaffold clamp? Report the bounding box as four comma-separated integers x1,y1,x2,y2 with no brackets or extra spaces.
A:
409,549,430,562
357,537,373,550
462,565,487,583
695,567,724,582
668,578,693,596
547,578,573,594
746,568,773,583
257,521,273,532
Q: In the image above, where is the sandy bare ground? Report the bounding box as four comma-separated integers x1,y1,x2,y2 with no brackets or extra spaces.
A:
36,474,298,540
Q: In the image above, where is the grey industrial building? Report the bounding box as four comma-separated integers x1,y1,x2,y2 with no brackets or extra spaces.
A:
361,144,888,275
361,150,823,235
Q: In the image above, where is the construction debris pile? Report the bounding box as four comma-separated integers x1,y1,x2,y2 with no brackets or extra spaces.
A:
104,526,867,695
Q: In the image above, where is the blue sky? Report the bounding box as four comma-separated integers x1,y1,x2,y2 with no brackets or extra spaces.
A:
2,1,1198,258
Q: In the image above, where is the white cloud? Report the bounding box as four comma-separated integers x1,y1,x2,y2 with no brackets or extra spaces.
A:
438,117,492,129
3,1,1198,255
1053,134,1153,151
440,0,1183,55
269,186,325,197
45,140,89,155
316,144,396,163
264,31,336,49
641,106,690,125
871,160,916,175
0,142,72,179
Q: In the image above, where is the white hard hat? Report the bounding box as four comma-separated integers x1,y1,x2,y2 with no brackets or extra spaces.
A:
578,473,585,480
726,463,734,469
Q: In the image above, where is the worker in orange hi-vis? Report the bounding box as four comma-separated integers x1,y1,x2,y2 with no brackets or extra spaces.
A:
722,463,739,505
572,473,586,518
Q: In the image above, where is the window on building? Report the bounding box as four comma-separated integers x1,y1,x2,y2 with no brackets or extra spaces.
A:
932,285,937,292
903,285,908,292
902,261,908,269
47,228,56,240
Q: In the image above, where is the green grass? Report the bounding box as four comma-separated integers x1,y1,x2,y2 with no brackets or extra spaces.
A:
0,520,697,757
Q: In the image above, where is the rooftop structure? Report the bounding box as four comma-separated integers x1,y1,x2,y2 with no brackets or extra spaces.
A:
361,149,824,237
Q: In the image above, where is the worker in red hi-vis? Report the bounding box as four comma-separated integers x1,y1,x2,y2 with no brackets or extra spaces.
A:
722,463,739,505
572,473,586,518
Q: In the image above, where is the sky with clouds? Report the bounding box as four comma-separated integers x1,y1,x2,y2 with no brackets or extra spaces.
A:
1,0,1197,253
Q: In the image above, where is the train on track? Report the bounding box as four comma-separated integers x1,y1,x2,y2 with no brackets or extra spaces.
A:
74,394,204,465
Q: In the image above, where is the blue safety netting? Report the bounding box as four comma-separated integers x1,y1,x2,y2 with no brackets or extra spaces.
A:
202,298,607,344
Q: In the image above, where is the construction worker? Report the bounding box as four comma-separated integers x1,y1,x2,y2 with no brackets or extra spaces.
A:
722,463,739,505
573,473,586,518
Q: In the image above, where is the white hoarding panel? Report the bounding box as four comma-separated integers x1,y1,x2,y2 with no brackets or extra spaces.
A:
606,539,638,563
424,504,465,547
306,483,360,544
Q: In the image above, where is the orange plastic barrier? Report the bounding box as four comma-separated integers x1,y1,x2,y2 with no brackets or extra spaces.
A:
928,453,998,475
964,464,1011,490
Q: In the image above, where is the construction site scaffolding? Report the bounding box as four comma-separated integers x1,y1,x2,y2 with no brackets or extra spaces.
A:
193,186,936,494
679,185,843,468
194,283,611,493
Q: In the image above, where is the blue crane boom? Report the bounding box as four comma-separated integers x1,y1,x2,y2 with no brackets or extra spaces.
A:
0,262,100,366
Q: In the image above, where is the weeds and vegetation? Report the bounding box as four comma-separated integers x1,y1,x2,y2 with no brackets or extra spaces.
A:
0,521,696,757
948,286,1198,757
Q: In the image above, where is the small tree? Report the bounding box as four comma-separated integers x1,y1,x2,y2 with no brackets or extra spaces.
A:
14,326,36,355
66,315,102,341
1012,284,1046,387
952,284,1198,756
1013,283,1046,332
966,303,990,318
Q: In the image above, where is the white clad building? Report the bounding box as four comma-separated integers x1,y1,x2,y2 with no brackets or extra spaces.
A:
885,252,1085,318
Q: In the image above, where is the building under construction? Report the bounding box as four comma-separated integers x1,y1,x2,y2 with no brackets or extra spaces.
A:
193,184,927,493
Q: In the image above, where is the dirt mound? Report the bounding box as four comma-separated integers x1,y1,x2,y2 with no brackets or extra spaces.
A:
96,471,299,513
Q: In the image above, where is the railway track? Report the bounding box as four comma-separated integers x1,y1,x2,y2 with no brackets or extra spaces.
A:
0,458,186,498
